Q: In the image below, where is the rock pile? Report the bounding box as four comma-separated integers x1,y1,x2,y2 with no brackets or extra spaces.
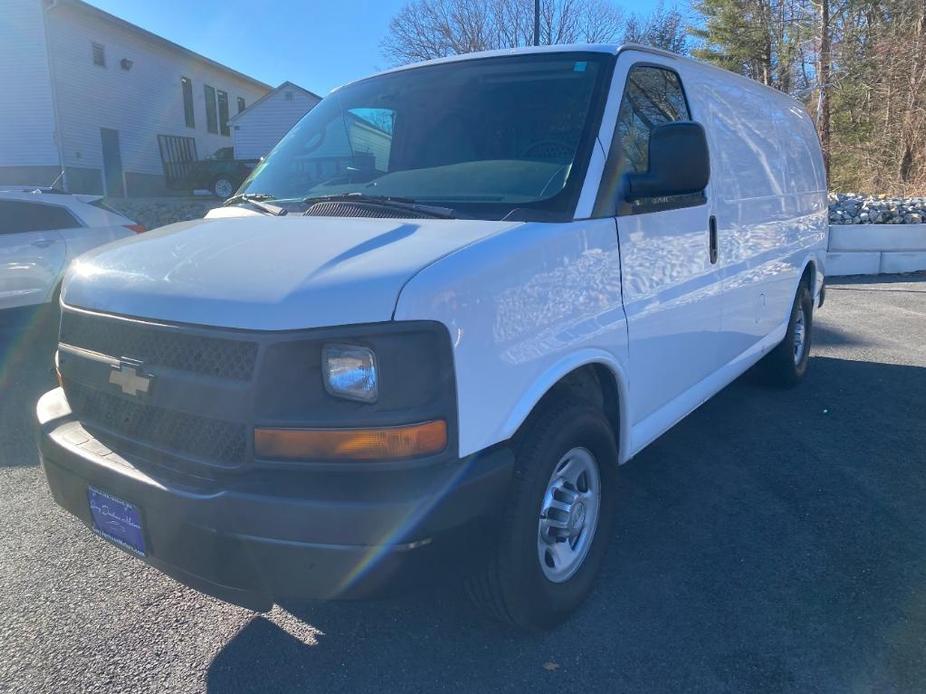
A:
829,193,926,224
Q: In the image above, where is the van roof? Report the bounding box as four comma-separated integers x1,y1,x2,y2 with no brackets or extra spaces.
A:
339,43,797,106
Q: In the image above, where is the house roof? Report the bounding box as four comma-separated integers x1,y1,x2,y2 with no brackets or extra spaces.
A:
48,0,272,91
228,81,322,123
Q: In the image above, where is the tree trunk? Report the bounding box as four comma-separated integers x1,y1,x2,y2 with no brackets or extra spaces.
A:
898,2,926,185
817,0,832,181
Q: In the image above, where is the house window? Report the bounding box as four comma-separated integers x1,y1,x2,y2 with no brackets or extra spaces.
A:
284,91,294,101
204,84,218,134
237,97,246,114
217,90,230,136
181,77,195,128
92,42,106,67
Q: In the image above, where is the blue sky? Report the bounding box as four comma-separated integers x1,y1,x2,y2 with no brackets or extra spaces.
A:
88,0,672,94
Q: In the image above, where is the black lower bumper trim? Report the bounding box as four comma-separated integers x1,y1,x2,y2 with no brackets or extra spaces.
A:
37,388,513,609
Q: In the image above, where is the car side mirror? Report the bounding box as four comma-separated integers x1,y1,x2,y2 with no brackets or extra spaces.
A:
624,121,710,201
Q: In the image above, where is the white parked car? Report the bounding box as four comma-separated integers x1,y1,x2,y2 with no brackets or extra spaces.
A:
38,45,827,629
0,188,143,316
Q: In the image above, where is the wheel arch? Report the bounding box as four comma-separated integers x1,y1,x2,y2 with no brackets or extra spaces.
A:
797,253,823,305
800,257,816,288
500,350,631,464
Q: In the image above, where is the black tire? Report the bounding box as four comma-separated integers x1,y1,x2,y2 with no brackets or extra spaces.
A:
212,176,236,199
758,282,813,387
465,398,618,630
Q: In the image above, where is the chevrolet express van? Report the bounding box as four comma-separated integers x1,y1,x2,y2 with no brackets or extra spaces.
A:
37,44,827,629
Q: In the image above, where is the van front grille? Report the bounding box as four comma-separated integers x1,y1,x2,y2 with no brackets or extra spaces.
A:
59,310,258,381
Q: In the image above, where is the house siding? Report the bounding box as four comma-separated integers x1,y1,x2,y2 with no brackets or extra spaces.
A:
232,87,320,160
40,2,269,195
0,0,60,175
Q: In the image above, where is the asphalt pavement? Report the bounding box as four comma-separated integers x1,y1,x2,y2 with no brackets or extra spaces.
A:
1,275,924,693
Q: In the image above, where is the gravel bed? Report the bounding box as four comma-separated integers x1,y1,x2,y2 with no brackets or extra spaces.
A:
104,197,224,231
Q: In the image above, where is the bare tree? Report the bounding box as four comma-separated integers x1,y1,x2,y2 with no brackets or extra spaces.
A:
382,0,625,65
381,0,499,63
622,2,689,53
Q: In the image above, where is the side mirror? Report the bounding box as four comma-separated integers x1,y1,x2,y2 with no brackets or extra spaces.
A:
624,121,710,201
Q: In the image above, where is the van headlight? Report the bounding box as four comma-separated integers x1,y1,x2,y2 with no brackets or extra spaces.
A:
322,344,378,402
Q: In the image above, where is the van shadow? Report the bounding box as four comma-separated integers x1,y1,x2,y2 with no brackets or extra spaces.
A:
206,356,926,693
812,322,870,348
828,272,926,288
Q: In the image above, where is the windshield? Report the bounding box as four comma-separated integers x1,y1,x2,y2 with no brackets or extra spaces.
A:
240,52,613,219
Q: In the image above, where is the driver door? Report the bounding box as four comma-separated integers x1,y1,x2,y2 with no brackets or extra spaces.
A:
608,55,726,443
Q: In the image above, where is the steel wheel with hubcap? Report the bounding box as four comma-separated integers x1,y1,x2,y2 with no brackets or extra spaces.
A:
538,447,601,583
758,281,814,387
792,301,807,364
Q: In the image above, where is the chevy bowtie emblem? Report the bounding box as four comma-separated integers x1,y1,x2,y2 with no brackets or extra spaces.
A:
109,360,153,397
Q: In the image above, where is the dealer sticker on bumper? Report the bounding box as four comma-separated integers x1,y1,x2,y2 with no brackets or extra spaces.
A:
88,487,146,557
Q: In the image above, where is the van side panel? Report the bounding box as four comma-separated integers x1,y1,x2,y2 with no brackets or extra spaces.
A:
393,218,630,460
683,64,827,357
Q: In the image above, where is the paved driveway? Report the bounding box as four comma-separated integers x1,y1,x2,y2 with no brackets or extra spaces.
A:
1,276,924,693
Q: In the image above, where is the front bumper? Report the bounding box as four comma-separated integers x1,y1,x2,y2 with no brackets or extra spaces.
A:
37,388,513,611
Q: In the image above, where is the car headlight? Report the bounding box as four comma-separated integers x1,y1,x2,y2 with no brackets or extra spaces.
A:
322,344,378,402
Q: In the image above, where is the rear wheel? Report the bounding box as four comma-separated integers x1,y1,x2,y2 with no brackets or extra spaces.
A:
758,282,813,387
466,398,618,629
212,176,235,199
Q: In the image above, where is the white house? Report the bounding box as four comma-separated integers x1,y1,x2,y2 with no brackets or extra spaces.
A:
230,81,321,160
0,0,271,196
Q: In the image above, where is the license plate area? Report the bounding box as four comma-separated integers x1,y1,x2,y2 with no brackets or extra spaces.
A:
87,487,146,557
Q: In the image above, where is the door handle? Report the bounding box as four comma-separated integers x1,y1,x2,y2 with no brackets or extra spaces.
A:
31,238,55,248
708,215,718,264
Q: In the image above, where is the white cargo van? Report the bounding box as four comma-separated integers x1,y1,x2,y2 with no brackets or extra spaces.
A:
38,45,827,629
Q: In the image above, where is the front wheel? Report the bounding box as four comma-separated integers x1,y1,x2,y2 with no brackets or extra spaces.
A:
466,399,618,629
758,283,813,387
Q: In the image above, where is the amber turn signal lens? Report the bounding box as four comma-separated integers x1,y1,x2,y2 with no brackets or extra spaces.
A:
254,420,447,461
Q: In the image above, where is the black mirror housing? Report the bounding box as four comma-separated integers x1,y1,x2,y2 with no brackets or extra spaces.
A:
624,121,710,201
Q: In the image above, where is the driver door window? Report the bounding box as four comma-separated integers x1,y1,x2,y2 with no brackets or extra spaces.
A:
615,66,690,176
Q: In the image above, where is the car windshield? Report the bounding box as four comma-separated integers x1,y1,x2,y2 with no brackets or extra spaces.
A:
239,52,613,219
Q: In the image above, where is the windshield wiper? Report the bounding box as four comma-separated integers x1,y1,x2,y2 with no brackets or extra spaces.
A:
301,193,456,219
223,193,287,216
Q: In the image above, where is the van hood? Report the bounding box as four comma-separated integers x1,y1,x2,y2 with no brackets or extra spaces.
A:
62,214,518,330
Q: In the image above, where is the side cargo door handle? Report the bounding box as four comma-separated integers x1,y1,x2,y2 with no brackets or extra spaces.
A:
708,215,718,264
31,238,56,248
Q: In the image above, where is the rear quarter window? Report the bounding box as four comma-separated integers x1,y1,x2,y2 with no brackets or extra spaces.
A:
88,198,120,214
0,200,80,233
